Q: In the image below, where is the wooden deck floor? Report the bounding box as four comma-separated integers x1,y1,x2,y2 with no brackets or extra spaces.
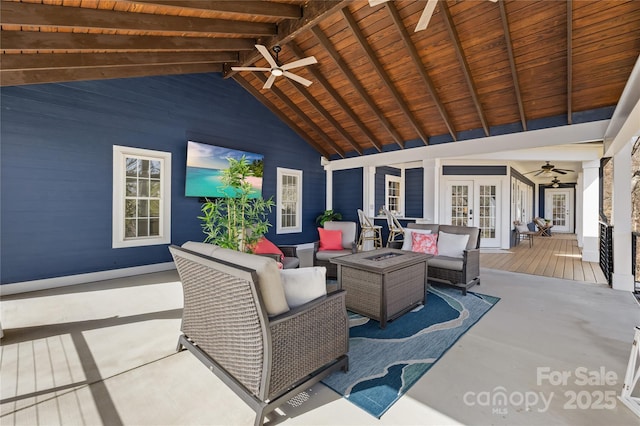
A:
480,233,608,285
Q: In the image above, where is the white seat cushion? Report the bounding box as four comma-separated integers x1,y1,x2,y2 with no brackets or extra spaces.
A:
315,249,352,261
428,256,464,271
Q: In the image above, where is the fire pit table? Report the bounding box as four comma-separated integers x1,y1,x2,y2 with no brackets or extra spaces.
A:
330,248,432,328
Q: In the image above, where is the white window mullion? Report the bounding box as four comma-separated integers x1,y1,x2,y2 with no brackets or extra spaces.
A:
113,145,171,248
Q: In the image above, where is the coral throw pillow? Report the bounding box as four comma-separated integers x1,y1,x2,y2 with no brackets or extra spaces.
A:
412,232,438,255
318,227,343,250
252,237,285,261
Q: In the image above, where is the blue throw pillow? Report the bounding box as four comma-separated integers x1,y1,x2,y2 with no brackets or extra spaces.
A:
527,222,536,232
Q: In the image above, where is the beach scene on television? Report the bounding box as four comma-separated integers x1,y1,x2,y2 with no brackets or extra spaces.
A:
185,141,263,198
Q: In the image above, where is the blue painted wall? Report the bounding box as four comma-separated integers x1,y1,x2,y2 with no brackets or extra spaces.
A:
332,169,362,223
1,73,325,284
404,168,423,218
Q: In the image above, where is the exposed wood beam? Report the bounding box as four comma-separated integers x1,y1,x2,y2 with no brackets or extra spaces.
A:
498,1,527,131
253,73,346,158
290,42,383,152
0,63,222,87
1,52,237,71
133,1,302,19
283,76,363,155
1,32,255,52
233,75,331,159
386,2,456,141
312,25,404,149
0,2,276,36
567,0,573,125
440,2,490,137
225,1,348,79
342,8,428,146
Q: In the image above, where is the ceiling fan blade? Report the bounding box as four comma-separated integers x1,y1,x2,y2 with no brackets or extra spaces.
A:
555,168,575,172
415,0,438,32
283,71,312,87
263,73,277,89
281,56,317,71
554,170,568,175
368,0,389,6
534,170,544,177
255,44,278,69
230,67,271,72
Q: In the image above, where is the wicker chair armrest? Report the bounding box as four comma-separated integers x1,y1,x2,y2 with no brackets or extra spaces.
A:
278,245,298,258
463,248,480,279
267,290,349,399
256,253,283,262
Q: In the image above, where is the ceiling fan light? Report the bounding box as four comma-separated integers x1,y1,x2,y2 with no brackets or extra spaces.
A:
552,183,559,188
271,68,284,77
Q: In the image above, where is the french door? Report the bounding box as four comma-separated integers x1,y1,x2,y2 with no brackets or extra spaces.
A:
445,180,501,247
545,189,573,233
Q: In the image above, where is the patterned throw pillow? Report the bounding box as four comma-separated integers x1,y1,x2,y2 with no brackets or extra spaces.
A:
412,232,438,255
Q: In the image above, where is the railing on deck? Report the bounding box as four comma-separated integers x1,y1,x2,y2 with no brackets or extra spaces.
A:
599,221,614,287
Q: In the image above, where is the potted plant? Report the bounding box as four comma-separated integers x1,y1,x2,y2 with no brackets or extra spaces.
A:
315,209,342,227
198,156,274,252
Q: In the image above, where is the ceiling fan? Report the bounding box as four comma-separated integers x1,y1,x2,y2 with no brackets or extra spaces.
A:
369,0,498,32
524,161,575,177
546,177,562,188
231,44,317,89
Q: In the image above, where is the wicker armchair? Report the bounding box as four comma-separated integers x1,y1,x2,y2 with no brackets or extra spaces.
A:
169,245,349,426
405,223,481,295
313,221,357,279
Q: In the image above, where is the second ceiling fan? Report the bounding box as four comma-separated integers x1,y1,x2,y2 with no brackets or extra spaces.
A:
231,45,317,90
369,0,498,32
525,161,575,177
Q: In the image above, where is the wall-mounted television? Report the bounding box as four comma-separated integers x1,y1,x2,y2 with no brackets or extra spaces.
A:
185,141,264,198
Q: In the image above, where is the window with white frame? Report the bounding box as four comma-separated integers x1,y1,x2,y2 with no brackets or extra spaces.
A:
385,175,402,214
276,167,302,234
112,145,171,248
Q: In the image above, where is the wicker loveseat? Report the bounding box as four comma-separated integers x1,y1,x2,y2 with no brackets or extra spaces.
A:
397,223,481,295
169,242,349,426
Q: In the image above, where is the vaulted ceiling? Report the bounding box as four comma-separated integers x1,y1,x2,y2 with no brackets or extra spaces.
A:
2,0,639,159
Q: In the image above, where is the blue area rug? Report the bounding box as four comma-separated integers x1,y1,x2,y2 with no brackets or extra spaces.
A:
322,286,500,418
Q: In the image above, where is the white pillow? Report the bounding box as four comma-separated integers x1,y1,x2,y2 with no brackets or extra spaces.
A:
181,241,219,257
437,231,470,258
280,267,327,308
401,228,432,251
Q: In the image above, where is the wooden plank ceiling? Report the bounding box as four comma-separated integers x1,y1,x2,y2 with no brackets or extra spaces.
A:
2,0,639,159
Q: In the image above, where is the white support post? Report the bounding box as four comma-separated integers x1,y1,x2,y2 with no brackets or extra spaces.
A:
612,139,635,291
620,326,640,417
363,166,376,217
581,160,600,262
324,162,333,211
576,172,584,247
422,158,437,223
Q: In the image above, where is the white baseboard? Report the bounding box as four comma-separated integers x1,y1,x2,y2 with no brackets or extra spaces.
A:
0,262,176,296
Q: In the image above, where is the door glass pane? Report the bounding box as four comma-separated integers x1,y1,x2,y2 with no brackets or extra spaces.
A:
478,185,496,238
552,194,566,226
450,185,468,226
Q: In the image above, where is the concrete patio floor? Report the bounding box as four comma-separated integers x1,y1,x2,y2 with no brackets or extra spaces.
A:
1,267,639,425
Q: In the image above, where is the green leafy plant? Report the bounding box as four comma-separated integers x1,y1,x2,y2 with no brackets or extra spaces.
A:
198,156,274,252
315,209,342,227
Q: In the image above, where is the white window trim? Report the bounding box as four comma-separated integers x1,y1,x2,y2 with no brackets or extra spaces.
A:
276,167,302,234
112,145,171,248
385,174,403,215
